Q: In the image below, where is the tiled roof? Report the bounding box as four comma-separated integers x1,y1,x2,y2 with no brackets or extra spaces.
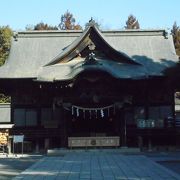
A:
0,25,178,80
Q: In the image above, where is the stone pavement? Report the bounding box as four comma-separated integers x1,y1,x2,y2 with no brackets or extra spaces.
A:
13,151,180,180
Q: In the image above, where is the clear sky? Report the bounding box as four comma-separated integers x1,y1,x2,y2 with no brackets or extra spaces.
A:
0,0,179,31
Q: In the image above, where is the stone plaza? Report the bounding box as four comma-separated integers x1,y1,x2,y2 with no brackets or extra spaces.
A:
13,151,180,180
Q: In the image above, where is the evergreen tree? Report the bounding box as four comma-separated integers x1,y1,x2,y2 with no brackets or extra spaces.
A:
0,26,12,103
171,22,180,56
59,10,82,30
125,14,140,29
0,26,12,66
26,22,58,31
34,22,58,30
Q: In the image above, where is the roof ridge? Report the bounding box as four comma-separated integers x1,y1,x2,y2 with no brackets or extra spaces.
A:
13,29,168,40
15,29,166,34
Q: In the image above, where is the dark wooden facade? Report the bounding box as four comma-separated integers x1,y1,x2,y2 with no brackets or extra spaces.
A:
4,74,176,152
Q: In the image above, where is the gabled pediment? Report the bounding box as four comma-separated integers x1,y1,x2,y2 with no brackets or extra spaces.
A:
46,20,140,66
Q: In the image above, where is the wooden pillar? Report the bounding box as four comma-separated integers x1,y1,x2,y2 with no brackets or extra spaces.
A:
145,80,150,151
60,107,68,148
116,108,121,146
138,136,143,151
35,139,39,153
44,138,49,151
119,109,126,147
144,80,149,120
148,137,152,151
171,89,176,128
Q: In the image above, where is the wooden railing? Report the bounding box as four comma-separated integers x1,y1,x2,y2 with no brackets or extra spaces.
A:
68,136,120,148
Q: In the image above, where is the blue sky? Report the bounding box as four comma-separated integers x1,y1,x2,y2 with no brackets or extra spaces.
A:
0,0,179,30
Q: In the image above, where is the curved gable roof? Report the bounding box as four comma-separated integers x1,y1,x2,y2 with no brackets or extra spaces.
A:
46,22,140,66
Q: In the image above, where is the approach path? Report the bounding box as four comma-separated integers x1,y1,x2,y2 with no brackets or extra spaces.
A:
13,151,180,180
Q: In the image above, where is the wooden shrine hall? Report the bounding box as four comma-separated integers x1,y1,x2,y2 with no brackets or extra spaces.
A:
0,20,179,152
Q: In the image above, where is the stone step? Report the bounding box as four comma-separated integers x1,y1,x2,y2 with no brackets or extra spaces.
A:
47,147,140,156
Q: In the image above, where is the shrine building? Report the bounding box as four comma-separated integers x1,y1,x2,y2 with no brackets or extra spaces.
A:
0,20,179,152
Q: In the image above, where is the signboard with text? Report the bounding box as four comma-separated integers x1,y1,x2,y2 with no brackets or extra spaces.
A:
13,135,24,143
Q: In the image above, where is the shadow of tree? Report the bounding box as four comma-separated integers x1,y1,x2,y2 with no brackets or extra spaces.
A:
65,55,178,84
0,156,42,179
38,53,179,88
132,54,180,89
163,60,180,89
132,55,177,76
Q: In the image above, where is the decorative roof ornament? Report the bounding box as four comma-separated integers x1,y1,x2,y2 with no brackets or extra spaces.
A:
88,52,96,61
88,42,96,51
83,52,98,65
83,41,99,65
86,17,99,27
88,41,96,61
